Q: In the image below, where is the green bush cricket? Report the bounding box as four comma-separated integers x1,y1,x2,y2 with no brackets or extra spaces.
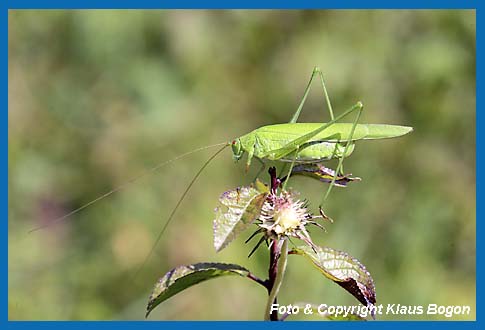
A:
136,66,412,273
31,67,413,277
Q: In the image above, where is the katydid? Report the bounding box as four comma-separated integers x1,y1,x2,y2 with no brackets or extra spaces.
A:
230,67,411,198
31,67,412,278
133,67,411,275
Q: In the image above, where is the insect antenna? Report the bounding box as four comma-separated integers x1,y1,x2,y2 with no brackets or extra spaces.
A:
131,143,228,279
28,142,229,233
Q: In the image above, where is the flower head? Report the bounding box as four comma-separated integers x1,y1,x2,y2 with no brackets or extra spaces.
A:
259,190,314,239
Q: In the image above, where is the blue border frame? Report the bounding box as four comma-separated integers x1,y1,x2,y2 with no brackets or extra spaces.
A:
4,1,480,9
5,1,479,329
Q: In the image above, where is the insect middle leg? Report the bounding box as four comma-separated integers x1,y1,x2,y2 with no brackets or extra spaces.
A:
281,67,338,188
268,101,364,161
266,101,364,202
288,68,365,207
282,145,299,191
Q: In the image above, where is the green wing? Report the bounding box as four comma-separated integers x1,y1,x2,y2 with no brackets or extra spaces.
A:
239,122,412,163
257,123,413,142
361,124,413,140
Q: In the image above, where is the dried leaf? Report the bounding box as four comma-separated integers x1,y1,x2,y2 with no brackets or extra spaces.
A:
213,183,268,252
291,163,361,187
291,245,376,307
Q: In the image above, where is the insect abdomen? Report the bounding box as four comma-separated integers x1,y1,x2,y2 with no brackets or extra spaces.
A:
275,142,355,163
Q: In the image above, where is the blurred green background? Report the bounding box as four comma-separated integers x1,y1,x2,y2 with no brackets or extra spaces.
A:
8,10,475,320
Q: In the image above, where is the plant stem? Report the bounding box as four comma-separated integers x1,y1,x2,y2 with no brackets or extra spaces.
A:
264,238,288,321
266,238,279,321
269,166,280,194
264,167,287,321
247,272,267,288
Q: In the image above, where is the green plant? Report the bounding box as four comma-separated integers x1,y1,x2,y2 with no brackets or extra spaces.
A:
145,69,412,321
146,166,376,321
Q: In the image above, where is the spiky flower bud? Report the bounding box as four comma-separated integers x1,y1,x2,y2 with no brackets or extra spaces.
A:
259,191,311,237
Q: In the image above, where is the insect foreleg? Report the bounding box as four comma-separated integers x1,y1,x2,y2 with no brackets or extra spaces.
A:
245,145,255,172
252,157,266,182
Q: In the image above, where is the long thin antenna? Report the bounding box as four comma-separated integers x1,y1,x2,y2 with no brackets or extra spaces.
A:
132,143,228,279
29,142,228,233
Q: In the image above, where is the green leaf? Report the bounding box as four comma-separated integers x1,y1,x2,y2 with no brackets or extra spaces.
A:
146,262,250,318
213,184,268,252
291,163,361,187
291,246,376,307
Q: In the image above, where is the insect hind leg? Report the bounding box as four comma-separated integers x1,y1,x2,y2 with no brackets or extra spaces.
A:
316,67,335,120
320,103,364,207
290,67,335,124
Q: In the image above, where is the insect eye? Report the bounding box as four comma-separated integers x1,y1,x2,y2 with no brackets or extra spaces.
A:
231,139,243,160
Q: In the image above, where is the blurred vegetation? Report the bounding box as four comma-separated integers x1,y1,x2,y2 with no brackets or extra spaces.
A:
8,10,475,320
